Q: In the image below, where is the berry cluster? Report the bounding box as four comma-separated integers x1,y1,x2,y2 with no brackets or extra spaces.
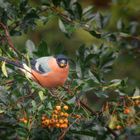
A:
41,105,69,129
19,117,28,124
104,97,140,130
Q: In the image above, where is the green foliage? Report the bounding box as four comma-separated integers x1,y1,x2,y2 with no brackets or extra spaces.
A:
0,0,140,140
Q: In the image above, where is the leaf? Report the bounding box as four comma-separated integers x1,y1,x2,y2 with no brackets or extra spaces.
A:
20,0,28,12
103,79,122,91
26,39,36,57
10,30,22,36
0,109,4,113
31,100,36,108
72,2,82,20
89,30,101,38
108,115,118,129
133,87,140,96
1,61,8,77
52,0,61,6
38,91,46,101
117,19,125,30
85,54,94,62
76,64,82,78
58,19,67,33
77,44,85,59
34,40,49,57
83,5,93,15
53,43,65,54
70,130,96,137
88,70,100,83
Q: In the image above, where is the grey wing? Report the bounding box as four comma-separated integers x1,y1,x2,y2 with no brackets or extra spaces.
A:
31,57,53,74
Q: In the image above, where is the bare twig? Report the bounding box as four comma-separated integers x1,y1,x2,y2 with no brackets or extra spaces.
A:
78,100,118,138
58,118,80,140
0,22,19,53
16,91,36,103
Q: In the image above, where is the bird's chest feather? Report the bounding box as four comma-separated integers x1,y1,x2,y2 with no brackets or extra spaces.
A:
31,59,69,88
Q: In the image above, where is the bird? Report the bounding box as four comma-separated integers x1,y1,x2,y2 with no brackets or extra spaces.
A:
0,55,69,88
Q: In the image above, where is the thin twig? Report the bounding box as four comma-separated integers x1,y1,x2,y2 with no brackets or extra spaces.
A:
78,100,118,138
58,118,80,140
0,22,19,53
16,91,36,103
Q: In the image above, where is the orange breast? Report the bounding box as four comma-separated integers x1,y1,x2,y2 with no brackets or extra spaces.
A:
31,58,69,88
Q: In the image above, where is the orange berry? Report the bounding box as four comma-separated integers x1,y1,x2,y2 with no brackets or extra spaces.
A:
63,105,69,110
135,100,140,106
60,112,64,116
124,108,131,114
52,114,58,119
19,117,28,124
55,119,58,123
44,119,50,125
55,106,61,111
42,116,47,120
56,123,60,128
50,119,55,124
23,119,28,124
116,125,122,130
75,114,81,118
60,123,68,128
64,113,69,117
59,119,64,124
53,110,59,114
64,118,68,123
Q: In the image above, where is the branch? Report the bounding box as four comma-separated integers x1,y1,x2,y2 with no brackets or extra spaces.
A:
79,100,99,116
78,100,118,138
58,118,80,140
0,22,19,52
39,5,140,41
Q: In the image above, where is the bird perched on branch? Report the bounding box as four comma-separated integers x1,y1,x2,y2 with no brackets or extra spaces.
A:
0,55,69,88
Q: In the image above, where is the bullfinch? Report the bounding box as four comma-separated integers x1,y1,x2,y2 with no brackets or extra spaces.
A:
0,55,69,88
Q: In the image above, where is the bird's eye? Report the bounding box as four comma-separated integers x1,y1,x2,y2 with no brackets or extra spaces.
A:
57,59,67,68
61,60,66,64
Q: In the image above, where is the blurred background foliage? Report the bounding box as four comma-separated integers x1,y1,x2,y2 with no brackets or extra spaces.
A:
0,0,140,139
11,0,140,87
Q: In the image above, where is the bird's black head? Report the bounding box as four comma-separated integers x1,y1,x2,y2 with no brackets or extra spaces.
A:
55,54,68,68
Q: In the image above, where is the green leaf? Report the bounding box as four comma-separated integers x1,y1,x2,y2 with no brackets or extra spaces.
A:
58,19,67,33
1,61,8,77
26,39,36,57
31,100,36,108
52,0,61,6
88,70,100,84
20,0,28,12
69,130,96,137
34,40,49,57
133,87,140,96
38,91,46,101
0,109,4,113
89,30,101,38
10,30,22,36
53,43,66,54
72,2,82,20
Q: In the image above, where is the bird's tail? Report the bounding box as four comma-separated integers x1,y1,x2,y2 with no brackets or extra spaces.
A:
0,56,23,68
0,56,32,78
